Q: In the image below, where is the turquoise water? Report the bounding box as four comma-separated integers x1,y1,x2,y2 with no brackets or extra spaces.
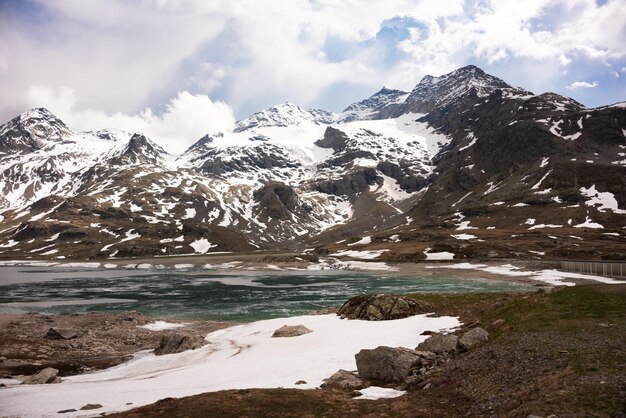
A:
0,267,532,321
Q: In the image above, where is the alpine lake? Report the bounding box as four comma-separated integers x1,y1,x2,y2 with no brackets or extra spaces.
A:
0,265,536,321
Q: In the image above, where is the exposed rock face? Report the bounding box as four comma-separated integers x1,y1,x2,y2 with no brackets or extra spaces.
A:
355,346,434,383
190,143,299,177
315,168,380,196
338,294,432,321
110,133,169,165
19,367,61,384
154,331,205,356
458,327,489,351
320,369,364,391
416,333,459,353
254,182,302,221
44,328,79,340
271,325,312,338
315,126,349,152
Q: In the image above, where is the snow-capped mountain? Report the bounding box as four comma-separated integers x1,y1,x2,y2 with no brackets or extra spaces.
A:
339,87,409,122
0,65,624,261
0,108,73,153
234,102,335,132
402,64,533,114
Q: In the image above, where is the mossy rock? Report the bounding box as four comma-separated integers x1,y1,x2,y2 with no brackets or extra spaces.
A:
338,294,433,321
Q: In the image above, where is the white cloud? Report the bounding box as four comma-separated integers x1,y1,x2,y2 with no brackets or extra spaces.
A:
566,80,599,90
21,87,236,154
1,0,625,120
191,63,226,93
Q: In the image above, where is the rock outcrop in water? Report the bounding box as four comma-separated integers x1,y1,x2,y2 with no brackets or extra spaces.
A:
338,294,432,321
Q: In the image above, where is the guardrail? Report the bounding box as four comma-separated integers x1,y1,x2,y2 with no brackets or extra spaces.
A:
560,260,626,279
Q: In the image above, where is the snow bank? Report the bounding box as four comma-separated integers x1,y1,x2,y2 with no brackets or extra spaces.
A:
574,216,604,229
337,261,399,271
354,386,406,400
431,263,626,286
333,249,387,259
424,248,455,260
189,238,216,254
580,185,626,214
348,236,372,246
0,313,460,417
140,321,186,331
451,234,476,240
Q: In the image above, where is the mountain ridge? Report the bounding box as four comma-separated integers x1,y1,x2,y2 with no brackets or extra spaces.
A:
0,65,624,261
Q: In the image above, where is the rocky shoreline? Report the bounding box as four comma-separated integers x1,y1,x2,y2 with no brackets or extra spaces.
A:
1,285,624,417
0,311,232,381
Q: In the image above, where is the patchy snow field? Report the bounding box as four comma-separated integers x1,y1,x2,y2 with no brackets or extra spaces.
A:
0,313,459,417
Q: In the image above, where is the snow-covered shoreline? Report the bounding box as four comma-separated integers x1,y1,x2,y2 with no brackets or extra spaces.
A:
0,313,460,417
0,258,623,287
430,263,626,286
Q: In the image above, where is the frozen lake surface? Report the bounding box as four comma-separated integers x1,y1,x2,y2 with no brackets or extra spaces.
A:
0,266,532,320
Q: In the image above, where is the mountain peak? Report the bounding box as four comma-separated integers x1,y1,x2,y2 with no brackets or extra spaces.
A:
19,107,59,121
523,92,585,112
404,65,533,113
234,102,335,132
339,86,409,122
0,107,73,153
110,132,169,165
454,64,484,74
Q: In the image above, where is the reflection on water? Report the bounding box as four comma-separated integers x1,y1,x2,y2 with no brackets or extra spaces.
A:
0,267,532,321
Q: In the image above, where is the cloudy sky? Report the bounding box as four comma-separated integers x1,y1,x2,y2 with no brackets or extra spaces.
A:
1,0,625,153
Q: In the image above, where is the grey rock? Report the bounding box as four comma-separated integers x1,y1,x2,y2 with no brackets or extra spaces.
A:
321,369,363,391
80,404,103,410
355,346,430,383
338,294,432,321
416,333,459,353
44,328,79,340
459,327,489,351
154,331,204,356
271,325,312,338
57,409,77,414
492,319,506,328
20,367,60,384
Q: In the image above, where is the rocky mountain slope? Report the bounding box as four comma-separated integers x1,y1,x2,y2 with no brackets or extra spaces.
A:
0,65,624,261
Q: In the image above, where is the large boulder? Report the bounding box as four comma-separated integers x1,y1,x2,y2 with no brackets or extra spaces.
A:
271,325,312,338
416,333,459,353
355,346,433,383
320,369,364,391
19,367,61,384
338,294,432,321
154,331,204,356
44,328,78,340
458,327,489,351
